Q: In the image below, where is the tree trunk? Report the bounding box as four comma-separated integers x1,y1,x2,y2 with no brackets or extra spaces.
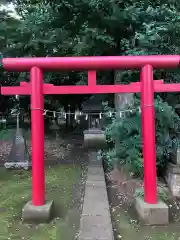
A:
114,70,135,166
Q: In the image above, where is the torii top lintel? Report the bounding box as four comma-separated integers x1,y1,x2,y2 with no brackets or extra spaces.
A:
2,55,180,71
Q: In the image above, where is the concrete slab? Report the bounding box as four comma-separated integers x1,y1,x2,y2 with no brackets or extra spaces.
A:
135,197,169,225
22,200,54,223
78,151,114,240
83,188,109,216
79,215,114,240
88,151,98,160
83,198,109,217
86,180,106,188
84,185,107,199
87,166,104,174
88,152,103,166
79,238,110,240
87,173,105,182
89,161,102,167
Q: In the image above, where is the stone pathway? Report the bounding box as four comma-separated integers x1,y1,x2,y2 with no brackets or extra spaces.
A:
78,151,114,240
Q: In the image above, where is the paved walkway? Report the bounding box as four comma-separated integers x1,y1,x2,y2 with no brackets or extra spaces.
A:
78,151,114,240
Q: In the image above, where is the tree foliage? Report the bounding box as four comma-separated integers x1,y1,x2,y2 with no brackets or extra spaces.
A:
2,0,180,86
1,0,180,132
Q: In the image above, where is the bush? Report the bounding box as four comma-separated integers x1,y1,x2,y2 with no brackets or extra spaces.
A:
102,95,180,177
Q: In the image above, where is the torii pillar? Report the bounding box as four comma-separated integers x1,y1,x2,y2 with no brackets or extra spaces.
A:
1,67,54,223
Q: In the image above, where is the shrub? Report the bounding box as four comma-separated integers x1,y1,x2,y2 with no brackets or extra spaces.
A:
103,95,180,177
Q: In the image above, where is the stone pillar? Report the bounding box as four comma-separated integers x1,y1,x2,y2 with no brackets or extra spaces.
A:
166,148,180,197
4,112,31,170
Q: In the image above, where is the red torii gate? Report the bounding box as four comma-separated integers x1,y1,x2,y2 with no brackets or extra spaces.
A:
1,55,180,207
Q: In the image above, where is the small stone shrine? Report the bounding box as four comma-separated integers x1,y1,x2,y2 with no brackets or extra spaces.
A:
83,95,106,166
81,95,105,129
4,113,31,170
166,148,180,197
84,127,106,149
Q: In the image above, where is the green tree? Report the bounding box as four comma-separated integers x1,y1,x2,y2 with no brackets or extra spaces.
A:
2,0,180,123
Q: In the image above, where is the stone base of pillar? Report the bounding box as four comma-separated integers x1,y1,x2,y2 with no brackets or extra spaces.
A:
135,196,169,225
22,200,54,223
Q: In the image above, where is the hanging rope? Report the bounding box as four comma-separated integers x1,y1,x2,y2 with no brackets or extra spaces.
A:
0,106,141,126
31,106,141,120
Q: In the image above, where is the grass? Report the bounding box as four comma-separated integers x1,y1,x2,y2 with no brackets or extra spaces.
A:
0,165,82,240
0,129,15,141
0,128,31,141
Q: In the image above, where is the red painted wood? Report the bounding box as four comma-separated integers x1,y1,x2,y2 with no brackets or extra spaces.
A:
2,55,180,71
141,65,157,204
30,67,45,206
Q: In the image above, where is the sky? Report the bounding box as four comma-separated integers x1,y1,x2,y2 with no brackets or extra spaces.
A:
0,3,20,19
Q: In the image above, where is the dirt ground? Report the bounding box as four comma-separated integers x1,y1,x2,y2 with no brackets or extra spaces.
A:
106,167,180,240
0,128,86,166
